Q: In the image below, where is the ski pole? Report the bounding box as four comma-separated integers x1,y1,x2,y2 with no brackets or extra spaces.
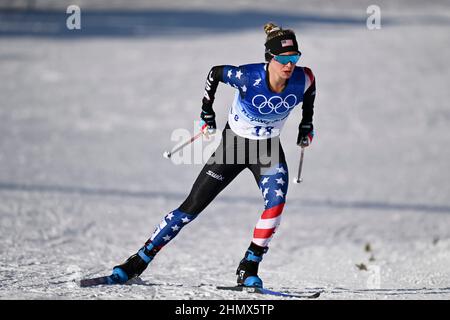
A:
163,131,204,159
293,146,305,184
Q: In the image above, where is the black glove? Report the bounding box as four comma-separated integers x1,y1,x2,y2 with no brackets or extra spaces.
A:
297,122,314,147
200,110,216,134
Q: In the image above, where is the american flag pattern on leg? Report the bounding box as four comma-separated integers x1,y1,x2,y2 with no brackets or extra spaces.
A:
252,163,289,247
138,209,197,262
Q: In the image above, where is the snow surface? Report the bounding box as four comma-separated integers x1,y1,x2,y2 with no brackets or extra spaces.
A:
1,0,450,299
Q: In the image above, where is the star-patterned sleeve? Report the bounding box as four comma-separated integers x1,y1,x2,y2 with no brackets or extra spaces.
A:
201,65,246,113
221,65,247,92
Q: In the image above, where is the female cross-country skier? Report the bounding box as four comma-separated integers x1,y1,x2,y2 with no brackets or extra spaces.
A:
108,22,316,288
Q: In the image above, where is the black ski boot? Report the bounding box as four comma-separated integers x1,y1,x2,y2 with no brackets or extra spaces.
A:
236,243,268,288
111,246,154,284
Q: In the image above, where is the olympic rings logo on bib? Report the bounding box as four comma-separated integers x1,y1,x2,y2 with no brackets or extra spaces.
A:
251,94,297,115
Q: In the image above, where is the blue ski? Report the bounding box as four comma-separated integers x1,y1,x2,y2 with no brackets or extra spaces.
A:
216,286,321,299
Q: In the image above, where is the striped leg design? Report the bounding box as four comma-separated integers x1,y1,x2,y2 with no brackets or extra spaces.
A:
252,163,288,247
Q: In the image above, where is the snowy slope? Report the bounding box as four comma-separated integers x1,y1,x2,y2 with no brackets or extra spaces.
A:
1,0,450,299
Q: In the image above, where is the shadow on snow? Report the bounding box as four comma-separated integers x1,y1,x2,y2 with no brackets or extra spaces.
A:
1,181,449,214
0,8,379,38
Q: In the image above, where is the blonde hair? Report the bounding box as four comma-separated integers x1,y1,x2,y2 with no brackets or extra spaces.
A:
263,22,295,41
